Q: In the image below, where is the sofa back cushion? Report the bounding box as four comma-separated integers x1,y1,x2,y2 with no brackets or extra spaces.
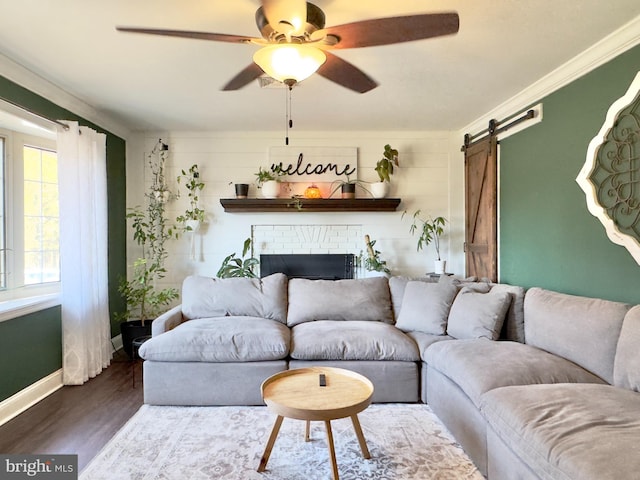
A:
447,287,512,340
489,283,526,342
524,287,631,383
613,305,640,392
388,276,438,320
389,276,525,342
181,273,288,323
287,277,393,327
395,281,458,334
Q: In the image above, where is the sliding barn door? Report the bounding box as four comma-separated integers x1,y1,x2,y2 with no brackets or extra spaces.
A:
464,136,498,281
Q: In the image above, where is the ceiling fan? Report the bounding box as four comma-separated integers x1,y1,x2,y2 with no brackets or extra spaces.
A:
117,0,459,93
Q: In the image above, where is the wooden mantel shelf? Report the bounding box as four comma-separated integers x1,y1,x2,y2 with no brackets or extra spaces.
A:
220,198,401,213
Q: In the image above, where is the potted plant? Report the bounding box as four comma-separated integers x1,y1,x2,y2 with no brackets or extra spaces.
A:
405,210,448,274
117,140,179,357
255,165,286,199
363,234,390,276
176,164,205,232
217,238,260,278
117,207,179,357
372,144,399,198
329,176,371,199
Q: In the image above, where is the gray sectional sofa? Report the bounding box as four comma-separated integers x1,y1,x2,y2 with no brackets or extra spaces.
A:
138,273,640,479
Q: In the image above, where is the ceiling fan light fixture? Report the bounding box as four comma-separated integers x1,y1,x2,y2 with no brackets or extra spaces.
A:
253,44,326,84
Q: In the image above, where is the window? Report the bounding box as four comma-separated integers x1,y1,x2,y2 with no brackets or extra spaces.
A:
23,145,59,285
0,124,59,306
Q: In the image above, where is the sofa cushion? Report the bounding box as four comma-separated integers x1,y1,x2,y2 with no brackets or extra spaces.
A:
524,287,631,383
287,277,393,327
139,317,290,362
181,273,288,324
388,276,437,320
447,287,511,340
404,331,453,358
480,383,640,480
290,320,420,361
489,283,526,343
425,339,605,407
395,281,458,334
614,305,640,392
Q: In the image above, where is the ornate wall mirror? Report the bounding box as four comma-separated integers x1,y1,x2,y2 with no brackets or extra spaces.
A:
577,71,640,264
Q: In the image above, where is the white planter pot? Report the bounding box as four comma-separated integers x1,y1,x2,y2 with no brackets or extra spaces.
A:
434,259,447,275
370,181,389,199
365,269,390,278
185,219,200,232
261,181,280,199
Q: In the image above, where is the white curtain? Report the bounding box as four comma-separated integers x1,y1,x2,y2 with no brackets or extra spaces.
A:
57,121,112,385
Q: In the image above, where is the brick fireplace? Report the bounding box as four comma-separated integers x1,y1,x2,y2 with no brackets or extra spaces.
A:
252,224,363,277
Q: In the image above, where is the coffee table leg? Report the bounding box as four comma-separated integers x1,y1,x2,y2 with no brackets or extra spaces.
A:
305,420,311,442
324,421,340,480
351,414,371,459
258,415,284,472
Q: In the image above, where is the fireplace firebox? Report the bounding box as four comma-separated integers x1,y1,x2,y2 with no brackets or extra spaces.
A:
260,254,355,280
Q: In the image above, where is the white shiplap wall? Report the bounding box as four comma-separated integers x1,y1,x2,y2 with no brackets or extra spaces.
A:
126,130,463,296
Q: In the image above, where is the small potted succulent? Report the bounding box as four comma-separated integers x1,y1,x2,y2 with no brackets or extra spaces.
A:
329,176,370,199
371,144,399,198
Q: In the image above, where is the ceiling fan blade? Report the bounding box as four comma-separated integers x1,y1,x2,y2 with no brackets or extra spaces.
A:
221,63,265,90
116,27,260,44
316,52,378,93
323,12,459,49
261,0,308,36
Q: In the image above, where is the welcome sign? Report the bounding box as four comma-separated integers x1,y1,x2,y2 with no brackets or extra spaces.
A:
268,147,358,182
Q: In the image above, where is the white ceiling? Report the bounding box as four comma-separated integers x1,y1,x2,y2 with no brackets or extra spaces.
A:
1,1,639,133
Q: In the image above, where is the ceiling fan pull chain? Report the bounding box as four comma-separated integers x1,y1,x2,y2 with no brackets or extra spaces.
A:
285,83,288,145
285,83,294,145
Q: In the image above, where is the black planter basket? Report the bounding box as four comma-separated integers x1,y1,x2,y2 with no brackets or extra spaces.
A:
120,320,152,359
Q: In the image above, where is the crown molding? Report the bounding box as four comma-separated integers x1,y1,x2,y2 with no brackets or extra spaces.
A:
0,53,131,140
460,14,640,137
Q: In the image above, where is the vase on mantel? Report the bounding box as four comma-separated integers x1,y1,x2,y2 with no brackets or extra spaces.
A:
261,181,280,199
370,181,389,199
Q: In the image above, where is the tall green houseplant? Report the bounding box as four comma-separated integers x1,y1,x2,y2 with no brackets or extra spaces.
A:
119,140,178,325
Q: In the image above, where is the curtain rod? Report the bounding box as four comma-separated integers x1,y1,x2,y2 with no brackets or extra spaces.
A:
0,95,70,130
461,109,536,151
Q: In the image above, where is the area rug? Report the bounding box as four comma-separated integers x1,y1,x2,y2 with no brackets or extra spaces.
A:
80,404,483,480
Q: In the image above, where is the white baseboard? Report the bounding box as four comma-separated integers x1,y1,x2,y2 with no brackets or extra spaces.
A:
112,333,123,353
0,369,63,427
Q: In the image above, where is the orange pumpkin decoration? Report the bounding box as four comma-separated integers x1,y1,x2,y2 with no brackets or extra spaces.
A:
304,184,322,199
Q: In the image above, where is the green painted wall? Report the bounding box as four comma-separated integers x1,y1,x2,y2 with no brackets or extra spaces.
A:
500,45,640,304
0,307,62,400
0,77,127,401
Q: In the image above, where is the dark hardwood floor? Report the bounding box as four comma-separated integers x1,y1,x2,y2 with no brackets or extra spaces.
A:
0,351,143,471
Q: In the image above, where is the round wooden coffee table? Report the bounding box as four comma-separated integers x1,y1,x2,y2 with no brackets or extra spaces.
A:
257,367,374,480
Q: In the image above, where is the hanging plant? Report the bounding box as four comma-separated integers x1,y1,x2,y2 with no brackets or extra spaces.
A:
176,164,206,231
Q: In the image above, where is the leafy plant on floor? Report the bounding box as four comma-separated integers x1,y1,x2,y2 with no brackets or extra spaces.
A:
217,238,260,278
363,234,390,273
404,210,447,261
117,140,179,323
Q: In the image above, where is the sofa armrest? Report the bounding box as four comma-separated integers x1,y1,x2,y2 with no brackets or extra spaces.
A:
152,305,185,336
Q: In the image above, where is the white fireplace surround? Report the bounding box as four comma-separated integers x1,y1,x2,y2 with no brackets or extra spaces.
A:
252,224,363,276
